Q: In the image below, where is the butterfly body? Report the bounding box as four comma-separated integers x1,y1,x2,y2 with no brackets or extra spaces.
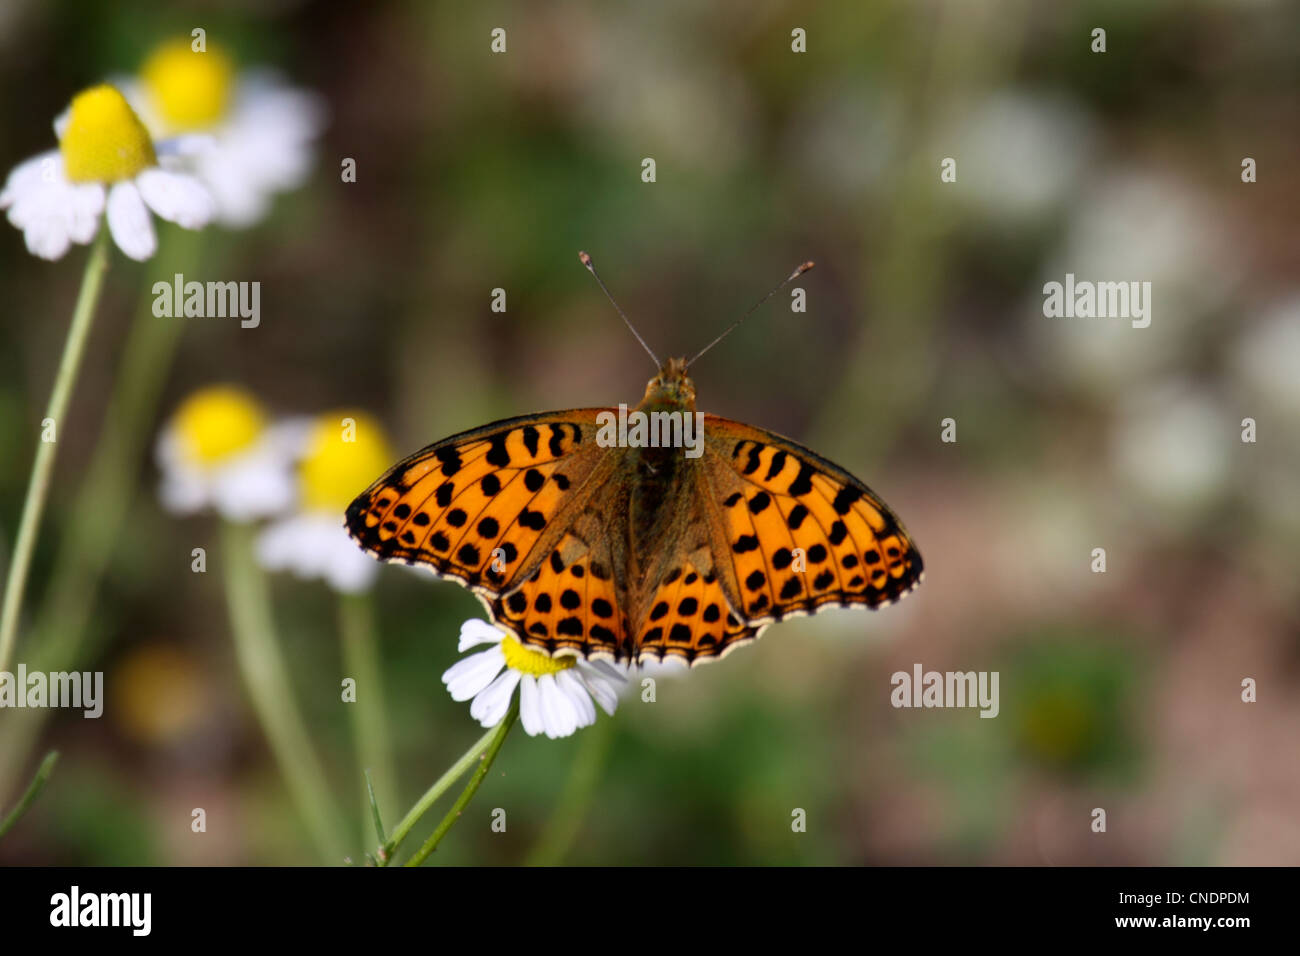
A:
347,357,922,666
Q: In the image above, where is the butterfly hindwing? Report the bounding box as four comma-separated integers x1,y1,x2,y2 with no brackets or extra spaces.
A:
634,554,759,664
345,410,611,597
489,534,628,662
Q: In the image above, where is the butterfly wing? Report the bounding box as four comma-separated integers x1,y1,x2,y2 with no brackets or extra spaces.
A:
345,410,631,661
347,409,922,668
635,415,924,665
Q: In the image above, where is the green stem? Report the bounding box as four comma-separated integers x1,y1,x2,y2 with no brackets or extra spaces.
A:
405,700,518,867
524,715,612,866
220,521,346,862
364,770,386,846
376,718,501,865
0,229,197,797
0,229,111,676
0,750,59,841
338,591,395,851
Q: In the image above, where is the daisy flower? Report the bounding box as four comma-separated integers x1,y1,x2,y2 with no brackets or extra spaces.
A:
256,411,394,593
444,620,627,739
156,385,300,522
123,37,325,228
1,84,213,261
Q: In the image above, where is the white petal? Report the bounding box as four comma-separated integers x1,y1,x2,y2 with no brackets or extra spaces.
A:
536,673,577,739
555,669,597,728
105,181,155,260
1,151,59,208
265,417,314,458
194,148,271,227
17,210,73,259
459,619,504,652
154,429,208,514
577,662,623,716
470,670,521,728
518,675,544,736
65,182,106,243
254,515,305,572
2,152,101,261
325,538,379,593
209,442,297,522
256,511,377,592
157,468,209,515
441,646,506,702
154,426,185,471
156,134,217,158
135,168,213,229
586,658,629,685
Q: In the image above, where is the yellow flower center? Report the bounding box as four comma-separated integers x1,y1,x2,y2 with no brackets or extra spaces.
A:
300,412,394,512
173,386,267,465
140,38,235,132
59,85,157,183
500,634,576,676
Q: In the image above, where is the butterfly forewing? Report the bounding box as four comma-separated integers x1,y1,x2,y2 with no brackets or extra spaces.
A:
345,411,611,596
703,417,923,611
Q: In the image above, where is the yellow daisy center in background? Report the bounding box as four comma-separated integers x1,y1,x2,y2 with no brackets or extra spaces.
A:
59,85,157,183
300,412,394,512
141,38,235,132
501,634,576,676
173,386,267,465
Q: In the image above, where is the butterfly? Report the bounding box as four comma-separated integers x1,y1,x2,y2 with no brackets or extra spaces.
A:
345,254,923,667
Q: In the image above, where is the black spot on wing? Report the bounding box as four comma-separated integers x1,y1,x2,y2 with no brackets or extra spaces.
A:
522,425,540,458
486,433,510,467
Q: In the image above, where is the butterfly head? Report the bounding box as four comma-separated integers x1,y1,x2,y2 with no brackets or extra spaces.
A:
642,356,697,410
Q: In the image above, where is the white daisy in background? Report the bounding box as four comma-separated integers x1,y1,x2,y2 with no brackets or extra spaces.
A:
156,385,301,523
122,37,325,228
1111,378,1232,512
1,84,213,260
256,411,393,593
444,620,627,739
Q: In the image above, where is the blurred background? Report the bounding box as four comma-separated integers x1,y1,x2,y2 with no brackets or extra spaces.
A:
1,0,1297,865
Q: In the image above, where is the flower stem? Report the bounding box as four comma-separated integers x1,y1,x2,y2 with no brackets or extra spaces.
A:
375,717,503,865
0,229,110,676
0,227,199,795
0,750,58,841
337,591,395,850
405,700,518,867
220,520,346,862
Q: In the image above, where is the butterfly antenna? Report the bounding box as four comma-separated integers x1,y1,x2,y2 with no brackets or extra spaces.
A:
687,260,815,368
579,251,661,369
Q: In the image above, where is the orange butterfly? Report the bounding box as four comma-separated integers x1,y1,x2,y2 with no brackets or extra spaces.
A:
346,255,923,666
